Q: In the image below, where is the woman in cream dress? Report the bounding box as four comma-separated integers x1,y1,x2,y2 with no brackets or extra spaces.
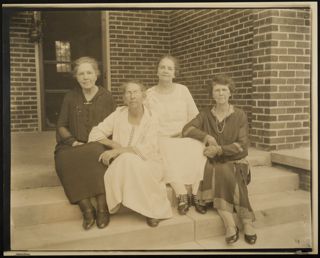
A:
88,81,172,227
146,55,207,215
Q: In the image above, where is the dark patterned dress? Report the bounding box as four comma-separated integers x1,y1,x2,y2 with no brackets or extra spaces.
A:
54,86,115,204
182,105,255,220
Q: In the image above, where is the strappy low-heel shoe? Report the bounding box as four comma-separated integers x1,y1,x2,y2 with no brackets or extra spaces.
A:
82,208,96,230
225,226,239,245
177,194,189,215
243,222,257,244
192,194,207,214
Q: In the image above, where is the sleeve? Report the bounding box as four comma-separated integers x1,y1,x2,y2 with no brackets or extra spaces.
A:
220,110,249,157
88,109,116,142
182,112,207,142
184,86,199,122
56,93,76,145
133,114,160,161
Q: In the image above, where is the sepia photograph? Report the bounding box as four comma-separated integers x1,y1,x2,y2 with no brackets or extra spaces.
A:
2,1,318,255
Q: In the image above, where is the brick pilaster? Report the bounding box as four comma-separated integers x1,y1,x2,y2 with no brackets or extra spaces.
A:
251,9,311,150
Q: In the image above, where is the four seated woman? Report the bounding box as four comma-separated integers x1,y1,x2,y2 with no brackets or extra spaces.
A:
55,57,256,245
88,80,173,227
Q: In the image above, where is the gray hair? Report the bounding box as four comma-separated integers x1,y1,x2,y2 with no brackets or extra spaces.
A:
72,56,101,78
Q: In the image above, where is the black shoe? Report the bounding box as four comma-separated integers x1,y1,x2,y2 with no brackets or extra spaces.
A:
244,233,257,245
225,226,239,245
177,194,189,215
82,209,96,230
146,217,160,227
96,210,110,229
192,194,207,214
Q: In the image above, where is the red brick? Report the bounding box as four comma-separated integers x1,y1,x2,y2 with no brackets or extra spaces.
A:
264,137,285,144
278,129,294,136
278,115,294,121
287,122,302,128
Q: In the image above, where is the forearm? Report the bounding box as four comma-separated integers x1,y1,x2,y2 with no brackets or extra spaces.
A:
221,142,247,156
98,138,121,149
57,127,76,146
182,126,207,142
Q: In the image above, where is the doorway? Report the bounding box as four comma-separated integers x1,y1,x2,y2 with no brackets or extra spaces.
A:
40,10,104,130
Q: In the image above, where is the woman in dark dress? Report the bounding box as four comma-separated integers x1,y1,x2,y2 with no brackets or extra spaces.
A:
54,56,115,230
182,75,257,245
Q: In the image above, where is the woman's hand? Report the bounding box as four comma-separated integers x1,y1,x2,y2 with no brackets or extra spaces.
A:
72,141,84,147
98,149,121,166
203,145,219,158
204,135,218,146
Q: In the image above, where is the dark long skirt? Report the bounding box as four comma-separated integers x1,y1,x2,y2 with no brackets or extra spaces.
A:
54,142,109,204
197,159,255,220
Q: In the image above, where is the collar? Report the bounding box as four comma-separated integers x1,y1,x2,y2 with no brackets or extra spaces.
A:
211,104,235,120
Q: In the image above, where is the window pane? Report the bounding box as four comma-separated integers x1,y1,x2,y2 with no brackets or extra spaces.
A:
55,41,71,72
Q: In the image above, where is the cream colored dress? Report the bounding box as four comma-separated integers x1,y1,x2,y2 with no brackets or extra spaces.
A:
146,83,207,190
88,106,172,219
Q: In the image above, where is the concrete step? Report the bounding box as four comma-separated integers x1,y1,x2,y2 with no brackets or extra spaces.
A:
11,185,175,228
11,165,299,227
248,165,299,196
11,190,311,251
186,190,311,241
195,221,312,250
11,147,272,190
11,130,271,190
11,210,194,251
271,147,311,171
187,190,311,239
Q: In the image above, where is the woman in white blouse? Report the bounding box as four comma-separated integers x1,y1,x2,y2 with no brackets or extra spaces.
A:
146,55,207,215
88,81,172,227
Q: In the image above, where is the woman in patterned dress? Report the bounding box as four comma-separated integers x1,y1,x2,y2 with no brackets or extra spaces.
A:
182,75,257,245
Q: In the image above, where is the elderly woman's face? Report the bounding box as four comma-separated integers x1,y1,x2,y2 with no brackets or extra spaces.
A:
157,58,175,82
76,62,97,90
124,83,145,108
212,84,231,105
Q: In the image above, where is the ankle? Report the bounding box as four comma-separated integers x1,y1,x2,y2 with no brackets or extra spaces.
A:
225,226,237,237
243,222,256,235
78,199,94,213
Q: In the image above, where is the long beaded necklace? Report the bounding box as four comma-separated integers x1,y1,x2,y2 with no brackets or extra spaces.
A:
216,118,226,134
213,104,230,134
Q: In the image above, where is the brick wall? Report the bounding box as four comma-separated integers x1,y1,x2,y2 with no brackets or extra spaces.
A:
108,10,171,104
9,11,38,132
251,9,311,150
8,9,311,151
170,9,254,125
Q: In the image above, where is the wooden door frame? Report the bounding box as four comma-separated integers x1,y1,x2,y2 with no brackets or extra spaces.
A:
38,10,108,131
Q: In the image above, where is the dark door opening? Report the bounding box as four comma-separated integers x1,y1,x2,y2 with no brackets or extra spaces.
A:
40,10,103,130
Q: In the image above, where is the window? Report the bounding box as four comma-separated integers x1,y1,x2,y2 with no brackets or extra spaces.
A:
55,41,71,72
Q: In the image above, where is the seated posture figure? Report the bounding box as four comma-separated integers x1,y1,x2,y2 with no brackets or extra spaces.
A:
88,81,172,227
54,56,115,230
146,54,207,215
182,75,257,245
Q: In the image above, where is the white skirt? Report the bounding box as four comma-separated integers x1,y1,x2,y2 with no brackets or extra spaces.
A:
104,152,173,219
159,137,207,185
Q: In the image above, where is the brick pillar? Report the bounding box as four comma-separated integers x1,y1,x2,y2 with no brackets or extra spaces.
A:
10,11,38,132
251,9,311,150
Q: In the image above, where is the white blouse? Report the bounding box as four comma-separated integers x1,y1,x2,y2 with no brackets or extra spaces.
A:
88,106,161,161
145,83,198,137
